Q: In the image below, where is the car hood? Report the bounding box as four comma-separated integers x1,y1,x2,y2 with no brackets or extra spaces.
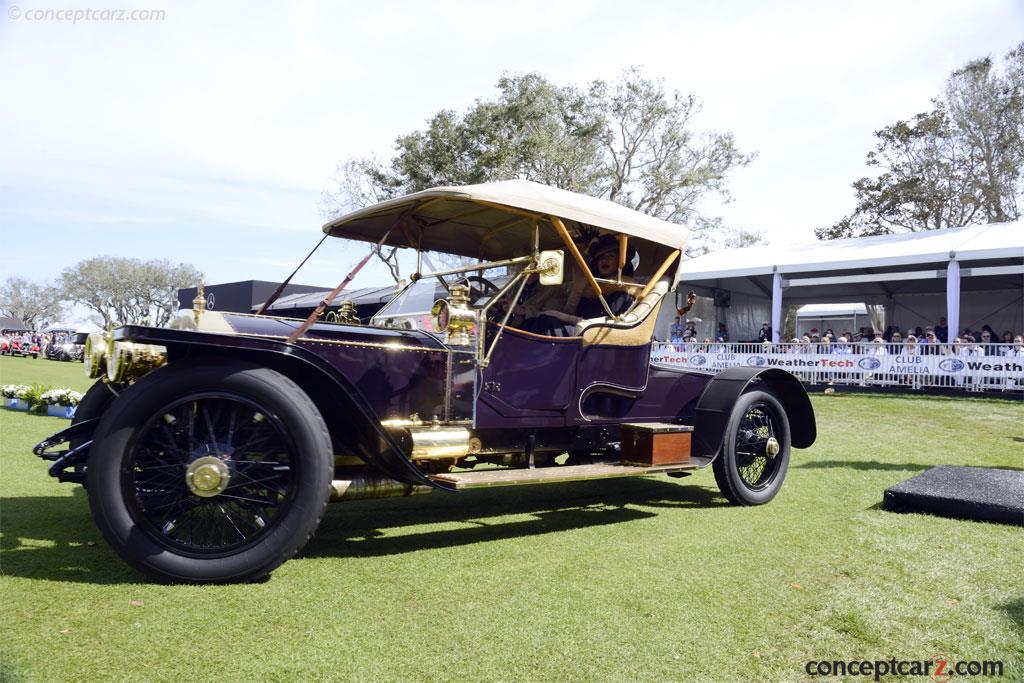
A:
190,310,448,351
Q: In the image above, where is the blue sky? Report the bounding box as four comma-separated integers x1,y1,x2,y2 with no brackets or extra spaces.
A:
1,0,1021,302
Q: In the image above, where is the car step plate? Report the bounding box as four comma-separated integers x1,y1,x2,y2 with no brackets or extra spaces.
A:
430,460,705,490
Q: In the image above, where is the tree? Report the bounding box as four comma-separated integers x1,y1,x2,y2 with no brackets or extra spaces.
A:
0,277,64,329
819,42,1024,240
58,257,201,328
321,69,758,261
943,47,1024,223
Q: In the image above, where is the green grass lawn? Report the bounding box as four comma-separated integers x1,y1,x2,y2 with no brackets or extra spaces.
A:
1,355,1022,682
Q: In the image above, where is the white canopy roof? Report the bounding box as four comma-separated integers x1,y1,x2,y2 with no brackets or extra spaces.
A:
323,179,689,261
796,303,868,316
678,219,1024,281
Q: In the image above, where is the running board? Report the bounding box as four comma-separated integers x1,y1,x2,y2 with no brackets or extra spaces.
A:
430,458,710,490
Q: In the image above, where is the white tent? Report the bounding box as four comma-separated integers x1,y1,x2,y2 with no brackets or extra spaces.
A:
666,220,1024,342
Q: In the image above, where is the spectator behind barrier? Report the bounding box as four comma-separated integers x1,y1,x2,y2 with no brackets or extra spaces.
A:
1006,336,1024,357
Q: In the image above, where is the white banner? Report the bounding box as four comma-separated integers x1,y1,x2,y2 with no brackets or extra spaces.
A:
651,342,1024,387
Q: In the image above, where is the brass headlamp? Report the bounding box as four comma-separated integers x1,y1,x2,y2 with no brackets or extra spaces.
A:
83,331,109,379
84,330,167,383
105,341,168,383
430,283,476,346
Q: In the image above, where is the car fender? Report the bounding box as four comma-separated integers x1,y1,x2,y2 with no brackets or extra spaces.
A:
108,326,454,491
692,366,816,460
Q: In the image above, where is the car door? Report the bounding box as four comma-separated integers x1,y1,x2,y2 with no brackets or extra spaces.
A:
474,326,579,427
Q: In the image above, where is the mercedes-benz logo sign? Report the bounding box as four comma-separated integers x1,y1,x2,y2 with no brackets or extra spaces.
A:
206,292,216,310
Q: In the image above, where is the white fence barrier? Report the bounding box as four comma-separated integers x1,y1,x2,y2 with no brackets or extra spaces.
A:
651,342,1024,392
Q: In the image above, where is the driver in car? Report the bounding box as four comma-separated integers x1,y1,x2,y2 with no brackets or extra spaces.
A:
520,234,636,337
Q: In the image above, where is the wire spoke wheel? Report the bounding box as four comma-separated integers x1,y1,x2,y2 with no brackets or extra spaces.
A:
87,361,333,583
127,394,298,555
733,404,782,490
712,389,791,506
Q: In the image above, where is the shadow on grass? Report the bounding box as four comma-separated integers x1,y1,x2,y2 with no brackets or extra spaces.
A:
1001,597,1024,633
795,460,934,472
799,461,1024,474
0,476,726,582
0,487,139,585
306,477,727,558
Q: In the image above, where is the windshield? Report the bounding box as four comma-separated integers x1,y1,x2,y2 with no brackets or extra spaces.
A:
370,264,516,330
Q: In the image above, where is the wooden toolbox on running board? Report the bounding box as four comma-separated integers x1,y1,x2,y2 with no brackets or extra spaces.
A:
620,423,693,466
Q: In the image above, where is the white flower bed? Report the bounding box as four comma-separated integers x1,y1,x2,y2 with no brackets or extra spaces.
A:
39,388,85,407
1,384,33,400
2,384,84,406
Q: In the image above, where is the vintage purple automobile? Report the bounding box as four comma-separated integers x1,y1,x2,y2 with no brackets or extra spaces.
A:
35,180,815,583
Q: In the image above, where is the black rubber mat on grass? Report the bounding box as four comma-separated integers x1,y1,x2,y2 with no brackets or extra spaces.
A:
883,466,1023,526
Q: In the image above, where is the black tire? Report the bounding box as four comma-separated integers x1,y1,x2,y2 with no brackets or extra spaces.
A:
87,359,333,583
70,381,122,484
73,381,119,431
712,389,791,506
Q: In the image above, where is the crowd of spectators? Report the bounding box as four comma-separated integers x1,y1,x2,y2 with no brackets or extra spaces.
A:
663,316,1023,391
667,316,1022,358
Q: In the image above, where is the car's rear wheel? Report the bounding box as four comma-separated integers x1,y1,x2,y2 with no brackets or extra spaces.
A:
87,360,333,583
712,389,791,505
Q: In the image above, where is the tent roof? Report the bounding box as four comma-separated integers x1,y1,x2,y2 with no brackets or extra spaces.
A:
0,316,27,331
322,179,689,260
797,303,868,316
254,284,398,312
677,220,1024,281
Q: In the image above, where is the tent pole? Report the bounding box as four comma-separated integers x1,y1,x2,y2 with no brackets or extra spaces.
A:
771,271,782,343
946,256,960,342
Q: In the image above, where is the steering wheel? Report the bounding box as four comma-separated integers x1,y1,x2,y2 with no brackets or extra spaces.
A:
459,275,501,305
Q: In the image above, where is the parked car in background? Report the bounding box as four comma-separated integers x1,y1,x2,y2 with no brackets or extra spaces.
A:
46,338,84,362
6,336,40,358
35,180,816,584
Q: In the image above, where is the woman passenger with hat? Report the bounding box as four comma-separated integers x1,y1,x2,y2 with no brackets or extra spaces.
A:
524,234,636,337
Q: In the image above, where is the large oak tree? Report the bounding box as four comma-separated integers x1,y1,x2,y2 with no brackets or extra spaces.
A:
818,43,1023,240
321,69,759,259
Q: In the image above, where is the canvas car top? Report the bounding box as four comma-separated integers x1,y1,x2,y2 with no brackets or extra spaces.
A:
322,179,690,261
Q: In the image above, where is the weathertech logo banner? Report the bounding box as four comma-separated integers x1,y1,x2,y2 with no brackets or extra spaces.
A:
650,347,1024,380
804,655,1004,681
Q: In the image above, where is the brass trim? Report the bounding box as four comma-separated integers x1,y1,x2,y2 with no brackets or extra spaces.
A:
106,341,168,383
185,456,230,498
635,250,680,301
330,476,433,502
192,276,206,324
550,215,615,318
84,331,109,379
408,426,472,460
430,461,699,489
229,331,452,354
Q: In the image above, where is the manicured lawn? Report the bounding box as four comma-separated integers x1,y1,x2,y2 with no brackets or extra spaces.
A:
1,355,1022,682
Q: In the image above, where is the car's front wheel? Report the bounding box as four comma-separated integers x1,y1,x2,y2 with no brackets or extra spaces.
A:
711,389,791,505
87,360,333,583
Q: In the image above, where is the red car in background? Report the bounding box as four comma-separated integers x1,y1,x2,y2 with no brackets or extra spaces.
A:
4,337,41,358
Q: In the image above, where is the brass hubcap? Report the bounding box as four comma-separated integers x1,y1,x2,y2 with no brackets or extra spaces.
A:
185,456,230,497
765,437,781,457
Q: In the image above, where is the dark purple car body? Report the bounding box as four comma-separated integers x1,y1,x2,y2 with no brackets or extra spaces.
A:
34,181,815,583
